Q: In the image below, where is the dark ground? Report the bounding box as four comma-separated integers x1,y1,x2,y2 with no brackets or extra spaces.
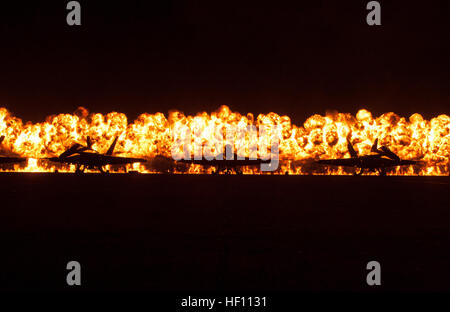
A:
0,173,449,293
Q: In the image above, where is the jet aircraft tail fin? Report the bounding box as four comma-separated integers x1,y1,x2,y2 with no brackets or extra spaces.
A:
86,136,93,150
106,137,118,156
371,138,379,153
379,146,401,162
346,137,358,158
59,143,82,158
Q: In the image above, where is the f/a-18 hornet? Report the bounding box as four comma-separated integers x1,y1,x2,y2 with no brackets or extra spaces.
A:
0,135,27,165
316,138,417,176
46,136,146,173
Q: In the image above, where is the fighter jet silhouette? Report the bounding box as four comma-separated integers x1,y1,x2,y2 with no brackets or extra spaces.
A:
46,136,147,173
316,138,417,176
0,136,27,165
176,144,274,174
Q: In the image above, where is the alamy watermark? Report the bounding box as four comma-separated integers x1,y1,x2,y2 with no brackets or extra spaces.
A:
366,1,381,26
66,260,81,286
171,124,280,172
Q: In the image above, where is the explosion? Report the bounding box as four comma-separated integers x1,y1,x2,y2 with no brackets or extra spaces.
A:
0,106,448,175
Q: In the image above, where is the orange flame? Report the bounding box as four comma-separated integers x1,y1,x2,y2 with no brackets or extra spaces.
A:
0,106,448,175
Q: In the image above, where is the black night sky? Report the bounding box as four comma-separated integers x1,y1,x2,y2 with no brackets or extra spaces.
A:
0,0,449,124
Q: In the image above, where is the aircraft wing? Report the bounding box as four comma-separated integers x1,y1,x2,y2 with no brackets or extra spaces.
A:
316,158,359,167
99,155,147,165
399,160,417,166
0,157,26,164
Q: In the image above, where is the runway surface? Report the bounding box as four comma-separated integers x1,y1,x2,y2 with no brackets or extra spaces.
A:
0,173,449,292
